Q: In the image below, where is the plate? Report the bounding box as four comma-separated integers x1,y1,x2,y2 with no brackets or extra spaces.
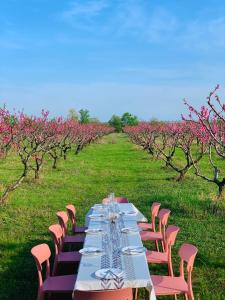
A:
121,246,146,255
95,268,124,279
89,213,105,219
79,247,103,256
85,228,104,234
121,227,140,233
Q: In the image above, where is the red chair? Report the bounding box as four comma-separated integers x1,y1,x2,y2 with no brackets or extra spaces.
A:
102,197,129,204
49,224,81,275
140,208,171,251
73,288,133,300
56,211,85,245
151,243,198,300
66,204,87,234
138,202,161,231
146,225,180,276
31,243,76,300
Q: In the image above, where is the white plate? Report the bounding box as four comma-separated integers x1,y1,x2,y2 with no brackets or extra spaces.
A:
121,227,140,233
124,211,137,215
95,268,124,280
89,213,105,219
92,204,104,210
79,247,103,256
121,246,146,255
85,228,104,234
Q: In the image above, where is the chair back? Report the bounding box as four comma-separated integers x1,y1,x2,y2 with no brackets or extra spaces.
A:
165,225,180,253
74,288,133,300
179,243,198,274
151,202,161,231
31,243,51,288
66,204,77,231
49,224,63,255
179,243,198,298
56,211,69,237
158,208,171,247
102,197,128,204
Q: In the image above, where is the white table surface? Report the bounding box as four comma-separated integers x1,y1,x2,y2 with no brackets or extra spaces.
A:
73,203,156,300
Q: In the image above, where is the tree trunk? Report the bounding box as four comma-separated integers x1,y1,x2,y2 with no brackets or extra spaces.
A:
177,171,185,181
0,163,28,204
218,179,225,198
52,156,57,169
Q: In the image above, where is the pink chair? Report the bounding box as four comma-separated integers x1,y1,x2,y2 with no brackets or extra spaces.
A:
140,208,171,251
102,197,129,204
49,224,81,275
138,202,161,231
56,211,85,245
31,243,76,300
151,243,198,300
66,204,87,234
73,288,133,300
146,225,180,276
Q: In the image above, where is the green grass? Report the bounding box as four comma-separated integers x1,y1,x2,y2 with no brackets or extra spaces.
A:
0,133,224,300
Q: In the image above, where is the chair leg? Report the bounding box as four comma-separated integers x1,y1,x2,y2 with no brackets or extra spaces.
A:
52,259,58,276
155,240,159,252
185,293,189,300
168,260,174,277
161,240,165,252
133,288,138,300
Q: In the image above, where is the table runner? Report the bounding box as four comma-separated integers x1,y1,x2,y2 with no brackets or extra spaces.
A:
85,203,148,227
74,203,156,300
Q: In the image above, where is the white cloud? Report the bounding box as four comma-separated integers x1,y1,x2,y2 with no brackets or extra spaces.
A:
178,17,225,51
62,0,108,20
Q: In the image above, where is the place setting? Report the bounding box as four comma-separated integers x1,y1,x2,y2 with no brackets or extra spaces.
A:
121,246,147,255
79,247,104,256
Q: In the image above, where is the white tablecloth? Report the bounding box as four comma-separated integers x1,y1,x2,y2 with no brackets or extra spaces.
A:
74,203,156,300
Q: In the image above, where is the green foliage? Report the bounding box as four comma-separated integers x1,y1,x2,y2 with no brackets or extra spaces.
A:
109,112,139,132
108,115,122,132
0,134,224,299
121,112,139,126
68,108,79,121
79,109,90,124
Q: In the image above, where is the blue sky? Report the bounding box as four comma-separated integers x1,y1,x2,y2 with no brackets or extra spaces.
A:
0,0,225,121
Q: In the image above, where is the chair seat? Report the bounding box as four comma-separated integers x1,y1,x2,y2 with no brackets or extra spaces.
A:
146,250,168,264
58,251,81,263
151,275,188,295
141,231,163,241
43,274,77,292
138,222,153,231
73,226,87,234
64,234,85,244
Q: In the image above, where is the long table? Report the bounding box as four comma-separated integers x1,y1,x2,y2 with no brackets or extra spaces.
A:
73,203,156,299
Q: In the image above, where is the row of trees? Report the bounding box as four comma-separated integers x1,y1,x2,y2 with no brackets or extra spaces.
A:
0,108,113,203
124,86,225,197
109,112,139,132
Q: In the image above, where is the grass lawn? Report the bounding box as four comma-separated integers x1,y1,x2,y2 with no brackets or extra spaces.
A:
0,133,224,300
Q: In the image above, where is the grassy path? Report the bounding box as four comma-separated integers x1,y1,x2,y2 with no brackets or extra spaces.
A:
0,133,224,299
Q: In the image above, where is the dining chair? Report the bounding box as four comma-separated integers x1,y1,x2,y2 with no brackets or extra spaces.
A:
102,197,129,204
49,224,81,275
138,202,161,232
73,288,133,300
66,204,87,234
140,208,171,252
150,243,198,300
56,211,85,245
31,243,77,300
146,225,180,276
